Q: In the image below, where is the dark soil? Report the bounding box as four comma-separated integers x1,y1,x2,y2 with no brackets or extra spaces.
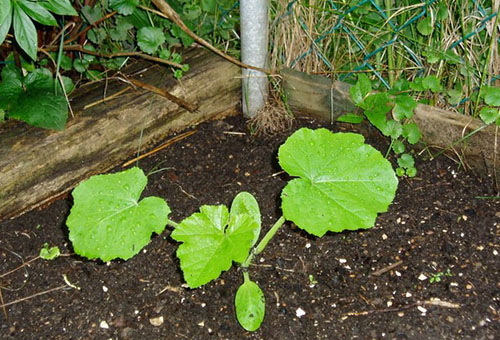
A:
1,115,499,340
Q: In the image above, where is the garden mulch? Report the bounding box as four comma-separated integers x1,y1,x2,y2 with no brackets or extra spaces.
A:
0,114,499,340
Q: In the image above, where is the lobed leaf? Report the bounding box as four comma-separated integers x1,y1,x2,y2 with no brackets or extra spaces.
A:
67,167,170,262
109,0,139,16
172,195,260,288
137,27,166,54
279,128,398,237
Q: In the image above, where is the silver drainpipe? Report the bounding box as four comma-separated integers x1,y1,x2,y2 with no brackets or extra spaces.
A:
240,0,269,118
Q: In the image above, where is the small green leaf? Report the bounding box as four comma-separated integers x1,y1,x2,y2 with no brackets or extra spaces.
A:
18,0,57,26
67,167,170,262
59,76,75,94
13,3,38,60
417,16,433,36
402,123,422,144
385,120,403,139
436,2,448,21
479,107,500,125
230,192,261,246
406,167,417,177
201,0,217,12
409,78,425,91
336,113,364,124
109,0,139,16
349,74,372,105
39,0,77,16
171,198,260,288
421,75,442,93
393,95,417,120
396,167,405,177
397,153,415,169
81,5,102,24
279,128,398,237
110,18,133,41
483,86,500,106
235,276,265,332
40,243,61,260
137,27,166,54
447,89,462,105
392,140,405,154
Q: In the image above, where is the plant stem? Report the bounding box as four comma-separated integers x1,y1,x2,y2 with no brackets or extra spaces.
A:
242,215,286,268
167,219,179,228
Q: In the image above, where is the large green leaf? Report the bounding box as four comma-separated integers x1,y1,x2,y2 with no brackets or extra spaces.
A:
67,167,170,262
13,3,38,60
18,0,57,26
279,128,398,237
137,27,166,54
235,276,265,331
0,0,11,24
39,0,77,16
171,200,260,288
7,90,67,130
0,4,12,46
0,76,23,110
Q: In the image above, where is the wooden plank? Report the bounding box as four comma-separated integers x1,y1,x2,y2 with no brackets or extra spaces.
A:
0,49,241,220
280,68,499,179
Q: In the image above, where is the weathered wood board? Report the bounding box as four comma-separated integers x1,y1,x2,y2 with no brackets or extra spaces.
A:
281,68,499,179
0,49,241,220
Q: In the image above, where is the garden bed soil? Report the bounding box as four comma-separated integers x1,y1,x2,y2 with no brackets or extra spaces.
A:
0,114,499,340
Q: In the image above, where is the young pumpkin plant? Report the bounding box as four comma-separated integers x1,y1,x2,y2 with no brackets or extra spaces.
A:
66,127,398,331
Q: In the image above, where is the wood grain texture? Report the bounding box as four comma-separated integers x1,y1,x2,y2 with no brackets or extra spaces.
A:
0,49,241,220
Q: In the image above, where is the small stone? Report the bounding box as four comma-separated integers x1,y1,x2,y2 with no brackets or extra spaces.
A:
405,292,412,298
382,234,388,240
102,285,108,292
493,250,498,256
149,316,164,327
339,258,347,264
305,242,311,248
418,273,427,281
417,306,427,314
197,321,205,327
100,321,109,329
447,316,454,323
387,301,393,307
295,308,306,318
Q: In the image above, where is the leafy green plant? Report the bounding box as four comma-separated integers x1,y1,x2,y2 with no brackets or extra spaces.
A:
66,127,398,331
0,61,74,130
429,269,452,283
478,86,500,126
347,74,422,177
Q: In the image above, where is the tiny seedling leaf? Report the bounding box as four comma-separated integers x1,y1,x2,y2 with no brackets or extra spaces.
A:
39,243,60,260
235,277,265,331
421,75,442,93
67,167,170,262
397,153,415,169
171,197,260,288
479,107,500,125
109,0,139,16
392,140,405,154
385,120,403,139
417,17,433,36
279,128,398,237
402,123,422,144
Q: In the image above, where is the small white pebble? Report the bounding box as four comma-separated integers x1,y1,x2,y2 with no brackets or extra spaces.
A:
149,316,164,327
493,250,498,256
102,286,108,292
460,233,465,237
305,242,311,249
201,303,206,308
100,321,109,329
417,306,427,314
395,271,401,277
405,292,412,298
197,321,205,327
134,310,139,315
462,215,468,221
396,218,402,224
476,245,484,251
382,234,388,240
387,301,393,307
418,273,427,281
338,258,347,264
450,282,459,287
143,249,147,253
296,308,306,318
259,257,265,263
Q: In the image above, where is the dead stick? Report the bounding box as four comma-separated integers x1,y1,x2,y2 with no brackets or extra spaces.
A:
147,1,274,75
63,11,118,45
0,285,69,308
371,260,403,276
0,288,6,319
344,299,460,317
127,77,198,112
43,45,183,69
122,129,197,168
83,87,131,110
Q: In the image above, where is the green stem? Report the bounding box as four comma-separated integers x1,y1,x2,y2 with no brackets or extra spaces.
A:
243,271,250,283
242,215,286,268
385,138,394,158
167,218,179,228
